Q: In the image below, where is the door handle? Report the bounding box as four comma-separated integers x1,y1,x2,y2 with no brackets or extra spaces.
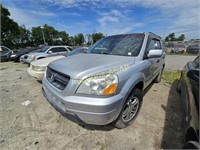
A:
156,59,160,63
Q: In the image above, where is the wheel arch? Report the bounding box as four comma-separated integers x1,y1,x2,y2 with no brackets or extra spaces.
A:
36,57,45,60
185,127,199,142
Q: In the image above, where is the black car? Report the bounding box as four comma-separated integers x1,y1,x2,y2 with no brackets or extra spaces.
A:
9,47,40,62
0,46,13,61
177,55,199,149
187,45,200,54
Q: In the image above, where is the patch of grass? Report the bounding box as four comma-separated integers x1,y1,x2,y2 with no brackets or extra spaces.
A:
162,70,181,84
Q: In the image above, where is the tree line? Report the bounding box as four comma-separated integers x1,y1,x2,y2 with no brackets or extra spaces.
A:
164,32,185,42
0,4,105,49
1,4,186,50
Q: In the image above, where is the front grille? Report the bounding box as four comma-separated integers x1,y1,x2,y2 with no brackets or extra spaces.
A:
46,67,70,90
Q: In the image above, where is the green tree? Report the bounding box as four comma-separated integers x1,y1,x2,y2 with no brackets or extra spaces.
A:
165,32,176,41
43,24,59,45
68,36,75,46
177,34,185,41
31,24,63,46
58,31,69,45
165,33,186,41
14,25,32,48
31,26,44,46
91,32,105,43
74,33,84,45
1,4,19,49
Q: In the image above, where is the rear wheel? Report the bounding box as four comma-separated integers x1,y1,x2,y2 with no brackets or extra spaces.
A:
113,88,142,129
183,141,200,149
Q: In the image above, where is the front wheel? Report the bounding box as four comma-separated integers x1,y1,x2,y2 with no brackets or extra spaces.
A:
113,88,142,129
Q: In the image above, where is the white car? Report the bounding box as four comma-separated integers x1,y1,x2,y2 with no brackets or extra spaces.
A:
21,45,72,64
27,47,88,80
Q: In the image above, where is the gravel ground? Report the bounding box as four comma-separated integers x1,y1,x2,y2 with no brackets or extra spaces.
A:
165,55,196,70
0,59,186,150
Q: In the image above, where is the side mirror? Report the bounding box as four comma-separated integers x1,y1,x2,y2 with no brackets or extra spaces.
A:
148,49,163,58
48,51,52,54
187,70,199,82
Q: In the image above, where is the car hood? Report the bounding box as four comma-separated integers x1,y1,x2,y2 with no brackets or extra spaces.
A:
49,53,135,79
31,55,65,67
26,52,46,57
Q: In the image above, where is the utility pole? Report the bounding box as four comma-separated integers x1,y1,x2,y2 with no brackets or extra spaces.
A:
40,26,46,46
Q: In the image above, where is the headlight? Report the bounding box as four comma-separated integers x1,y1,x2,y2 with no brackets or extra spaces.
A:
29,55,35,60
32,65,46,71
76,74,118,95
10,54,16,57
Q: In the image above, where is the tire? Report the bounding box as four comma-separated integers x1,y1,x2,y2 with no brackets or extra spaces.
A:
154,68,163,83
113,88,142,129
183,141,200,149
176,80,181,93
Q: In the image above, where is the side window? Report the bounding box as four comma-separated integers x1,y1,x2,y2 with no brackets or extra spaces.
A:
67,47,73,51
59,47,68,52
155,40,161,49
0,47,9,54
147,39,161,51
147,40,156,51
49,48,60,53
144,38,162,59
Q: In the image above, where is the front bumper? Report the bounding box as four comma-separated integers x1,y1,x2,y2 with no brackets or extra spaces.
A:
42,78,124,125
22,58,32,64
27,67,45,80
0,55,9,61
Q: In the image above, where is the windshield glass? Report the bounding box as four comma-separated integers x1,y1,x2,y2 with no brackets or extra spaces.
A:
88,34,144,56
64,47,88,57
36,47,49,53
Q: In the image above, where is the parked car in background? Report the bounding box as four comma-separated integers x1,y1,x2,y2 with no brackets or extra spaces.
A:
21,46,73,64
170,43,186,54
0,46,13,62
42,32,165,128
27,47,88,80
177,55,199,149
10,47,40,62
186,45,200,54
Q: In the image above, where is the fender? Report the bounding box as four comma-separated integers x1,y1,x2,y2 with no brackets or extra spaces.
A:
116,72,145,114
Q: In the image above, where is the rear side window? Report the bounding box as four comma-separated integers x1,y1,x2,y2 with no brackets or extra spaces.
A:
49,48,62,53
59,47,68,52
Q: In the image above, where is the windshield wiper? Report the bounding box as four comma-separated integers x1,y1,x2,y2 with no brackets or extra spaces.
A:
91,52,111,55
101,52,110,54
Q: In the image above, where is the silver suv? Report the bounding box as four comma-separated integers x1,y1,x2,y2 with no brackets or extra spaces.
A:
42,32,165,128
21,46,72,64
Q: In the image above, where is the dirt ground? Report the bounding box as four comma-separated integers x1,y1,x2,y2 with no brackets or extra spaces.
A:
0,62,184,150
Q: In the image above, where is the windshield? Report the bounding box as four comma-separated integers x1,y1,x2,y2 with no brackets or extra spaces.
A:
36,47,49,53
64,47,88,57
89,34,144,56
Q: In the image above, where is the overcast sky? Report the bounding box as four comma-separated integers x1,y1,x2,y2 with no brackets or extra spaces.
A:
1,0,200,39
